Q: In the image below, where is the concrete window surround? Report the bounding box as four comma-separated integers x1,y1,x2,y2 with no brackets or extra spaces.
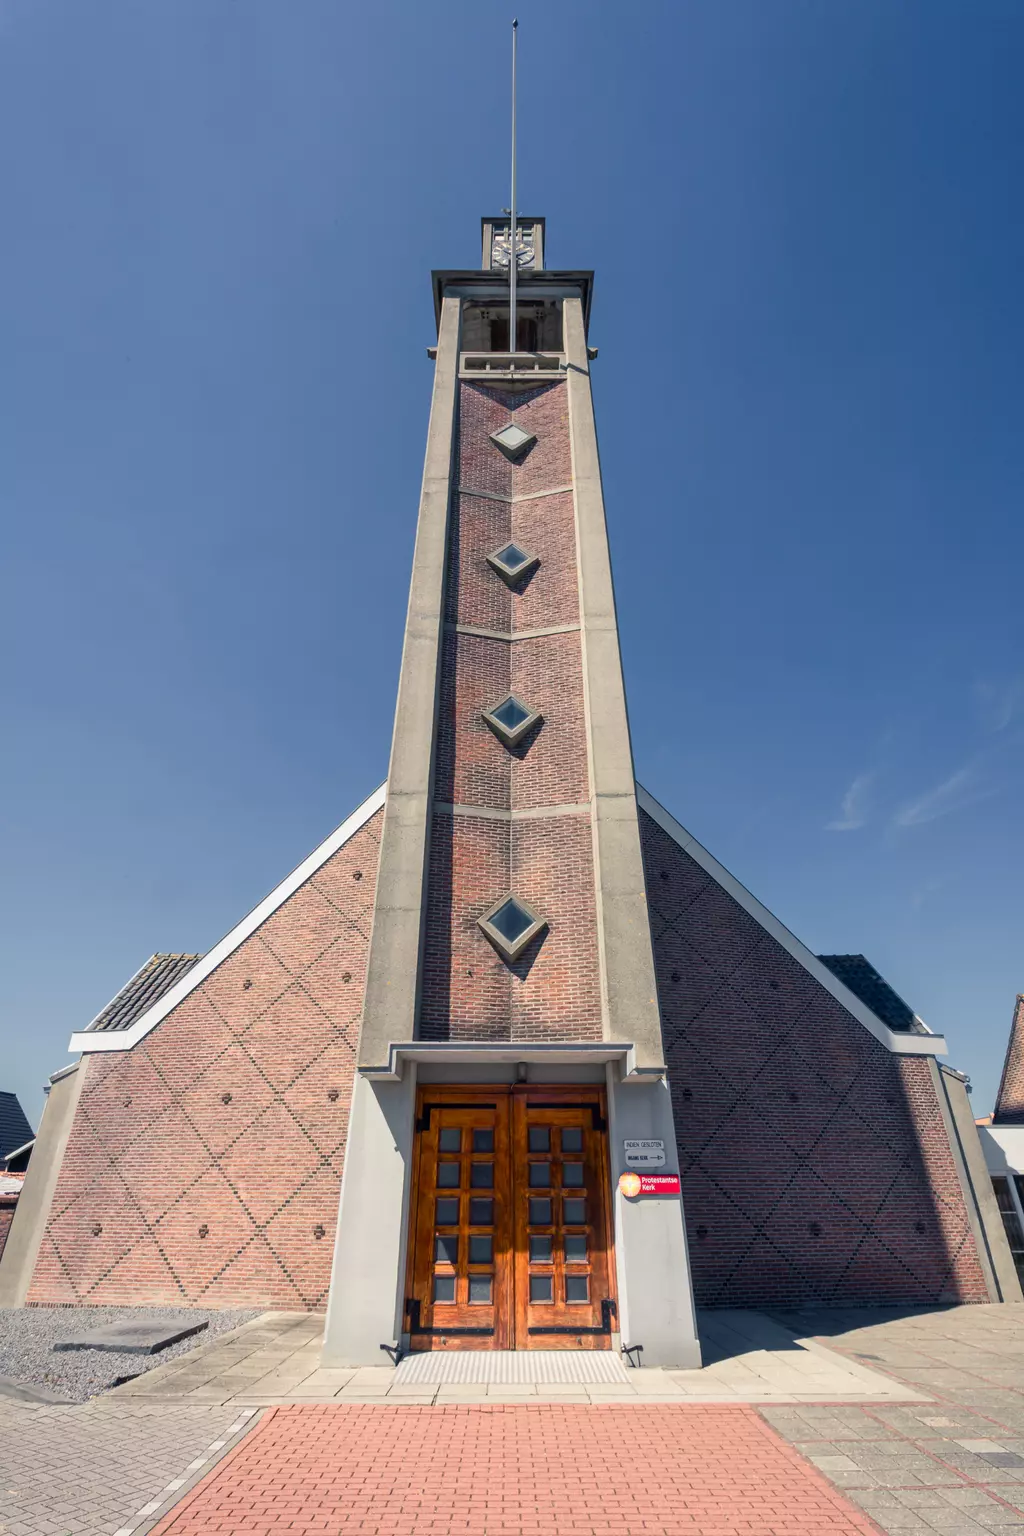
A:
476,893,547,961
489,422,537,459
486,540,540,588
480,693,542,748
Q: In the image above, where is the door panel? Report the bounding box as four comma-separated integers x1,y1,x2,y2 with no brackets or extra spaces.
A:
407,1099,511,1350
406,1087,614,1351
512,1094,615,1350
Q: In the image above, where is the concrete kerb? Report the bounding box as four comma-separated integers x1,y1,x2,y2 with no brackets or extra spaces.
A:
119,1408,266,1536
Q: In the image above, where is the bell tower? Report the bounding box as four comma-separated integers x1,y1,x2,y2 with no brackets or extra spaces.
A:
322,217,702,1368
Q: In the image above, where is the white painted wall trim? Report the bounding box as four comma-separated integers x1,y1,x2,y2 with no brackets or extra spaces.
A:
979,1124,1024,1176
69,783,387,1055
636,784,947,1059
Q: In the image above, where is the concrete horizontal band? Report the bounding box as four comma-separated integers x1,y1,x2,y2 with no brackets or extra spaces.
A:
458,484,574,504
447,622,581,642
359,1039,641,1082
433,801,592,821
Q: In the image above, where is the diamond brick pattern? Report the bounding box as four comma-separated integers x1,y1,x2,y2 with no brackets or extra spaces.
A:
44,1165,151,1294
152,1167,258,1291
179,1044,277,1158
146,991,236,1097
239,987,340,1093
640,808,990,1308
220,1104,323,1226
29,807,383,1309
117,1106,214,1226
282,1038,356,1158
198,1232,305,1308
264,1165,343,1306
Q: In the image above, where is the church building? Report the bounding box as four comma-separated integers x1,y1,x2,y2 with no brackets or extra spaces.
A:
2,217,1019,1365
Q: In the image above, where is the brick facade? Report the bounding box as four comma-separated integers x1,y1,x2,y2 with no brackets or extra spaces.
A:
27,810,382,1308
640,809,990,1306
0,1196,16,1263
994,995,1024,1123
421,379,602,1042
22,285,992,1324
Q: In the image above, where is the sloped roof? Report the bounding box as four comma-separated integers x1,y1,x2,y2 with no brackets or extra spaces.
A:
816,954,921,1034
0,1092,33,1160
87,953,202,1033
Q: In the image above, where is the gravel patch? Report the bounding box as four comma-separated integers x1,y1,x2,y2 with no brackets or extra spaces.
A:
0,1305,262,1401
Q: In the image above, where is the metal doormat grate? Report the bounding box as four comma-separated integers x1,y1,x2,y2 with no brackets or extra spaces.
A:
394,1350,630,1385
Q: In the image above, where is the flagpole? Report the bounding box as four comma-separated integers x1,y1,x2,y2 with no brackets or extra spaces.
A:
509,18,518,354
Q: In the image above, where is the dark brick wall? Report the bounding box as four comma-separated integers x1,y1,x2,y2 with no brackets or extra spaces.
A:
994,995,1024,1123
28,809,382,1308
640,808,990,1307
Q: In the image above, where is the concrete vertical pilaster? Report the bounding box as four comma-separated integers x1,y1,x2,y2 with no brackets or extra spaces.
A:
323,297,461,1364
356,297,461,1070
606,1066,702,1366
322,1067,419,1364
0,1063,84,1307
935,1062,1024,1304
563,299,665,1074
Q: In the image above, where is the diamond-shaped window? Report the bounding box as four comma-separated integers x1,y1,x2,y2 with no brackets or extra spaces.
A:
489,422,536,460
481,693,542,748
486,541,540,588
478,895,547,962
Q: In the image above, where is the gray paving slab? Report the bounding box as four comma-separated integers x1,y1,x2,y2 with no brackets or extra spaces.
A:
0,1398,260,1536
0,1372,74,1404
760,1305,1024,1533
54,1319,209,1355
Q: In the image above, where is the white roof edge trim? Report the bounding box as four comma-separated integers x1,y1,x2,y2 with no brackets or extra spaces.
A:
80,954,166,1034
70,782,387,1055
635,784,947,1059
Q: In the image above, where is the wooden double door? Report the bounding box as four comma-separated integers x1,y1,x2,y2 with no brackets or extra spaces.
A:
405,1086,616,1350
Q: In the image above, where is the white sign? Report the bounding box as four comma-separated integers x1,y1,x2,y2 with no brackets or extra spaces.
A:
623,1139,666,1169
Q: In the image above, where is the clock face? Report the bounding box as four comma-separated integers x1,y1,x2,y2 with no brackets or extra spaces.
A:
491,228,535,271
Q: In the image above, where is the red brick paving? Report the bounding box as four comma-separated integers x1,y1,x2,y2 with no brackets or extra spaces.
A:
150,1403,883,1535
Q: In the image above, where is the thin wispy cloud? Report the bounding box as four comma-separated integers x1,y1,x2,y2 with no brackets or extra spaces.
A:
825,772,874,831
893,763,996,827
974,678,1024,733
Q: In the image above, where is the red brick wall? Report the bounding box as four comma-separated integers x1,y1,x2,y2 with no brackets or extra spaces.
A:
422,380,602,1042
28,809,382,1309
994,995,1024,1122
0,1197,16,1263
640,809,990,1307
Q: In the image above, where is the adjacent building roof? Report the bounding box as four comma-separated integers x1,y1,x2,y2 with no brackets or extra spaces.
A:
2,1140,34,1174
816,954,922,1034
0,1092,33,1160
86,953,203,1033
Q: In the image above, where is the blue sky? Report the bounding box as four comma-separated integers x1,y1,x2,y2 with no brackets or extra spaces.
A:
2,0,1022,1126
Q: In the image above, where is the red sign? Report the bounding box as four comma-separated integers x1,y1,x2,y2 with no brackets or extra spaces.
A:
618,1172,681,1197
